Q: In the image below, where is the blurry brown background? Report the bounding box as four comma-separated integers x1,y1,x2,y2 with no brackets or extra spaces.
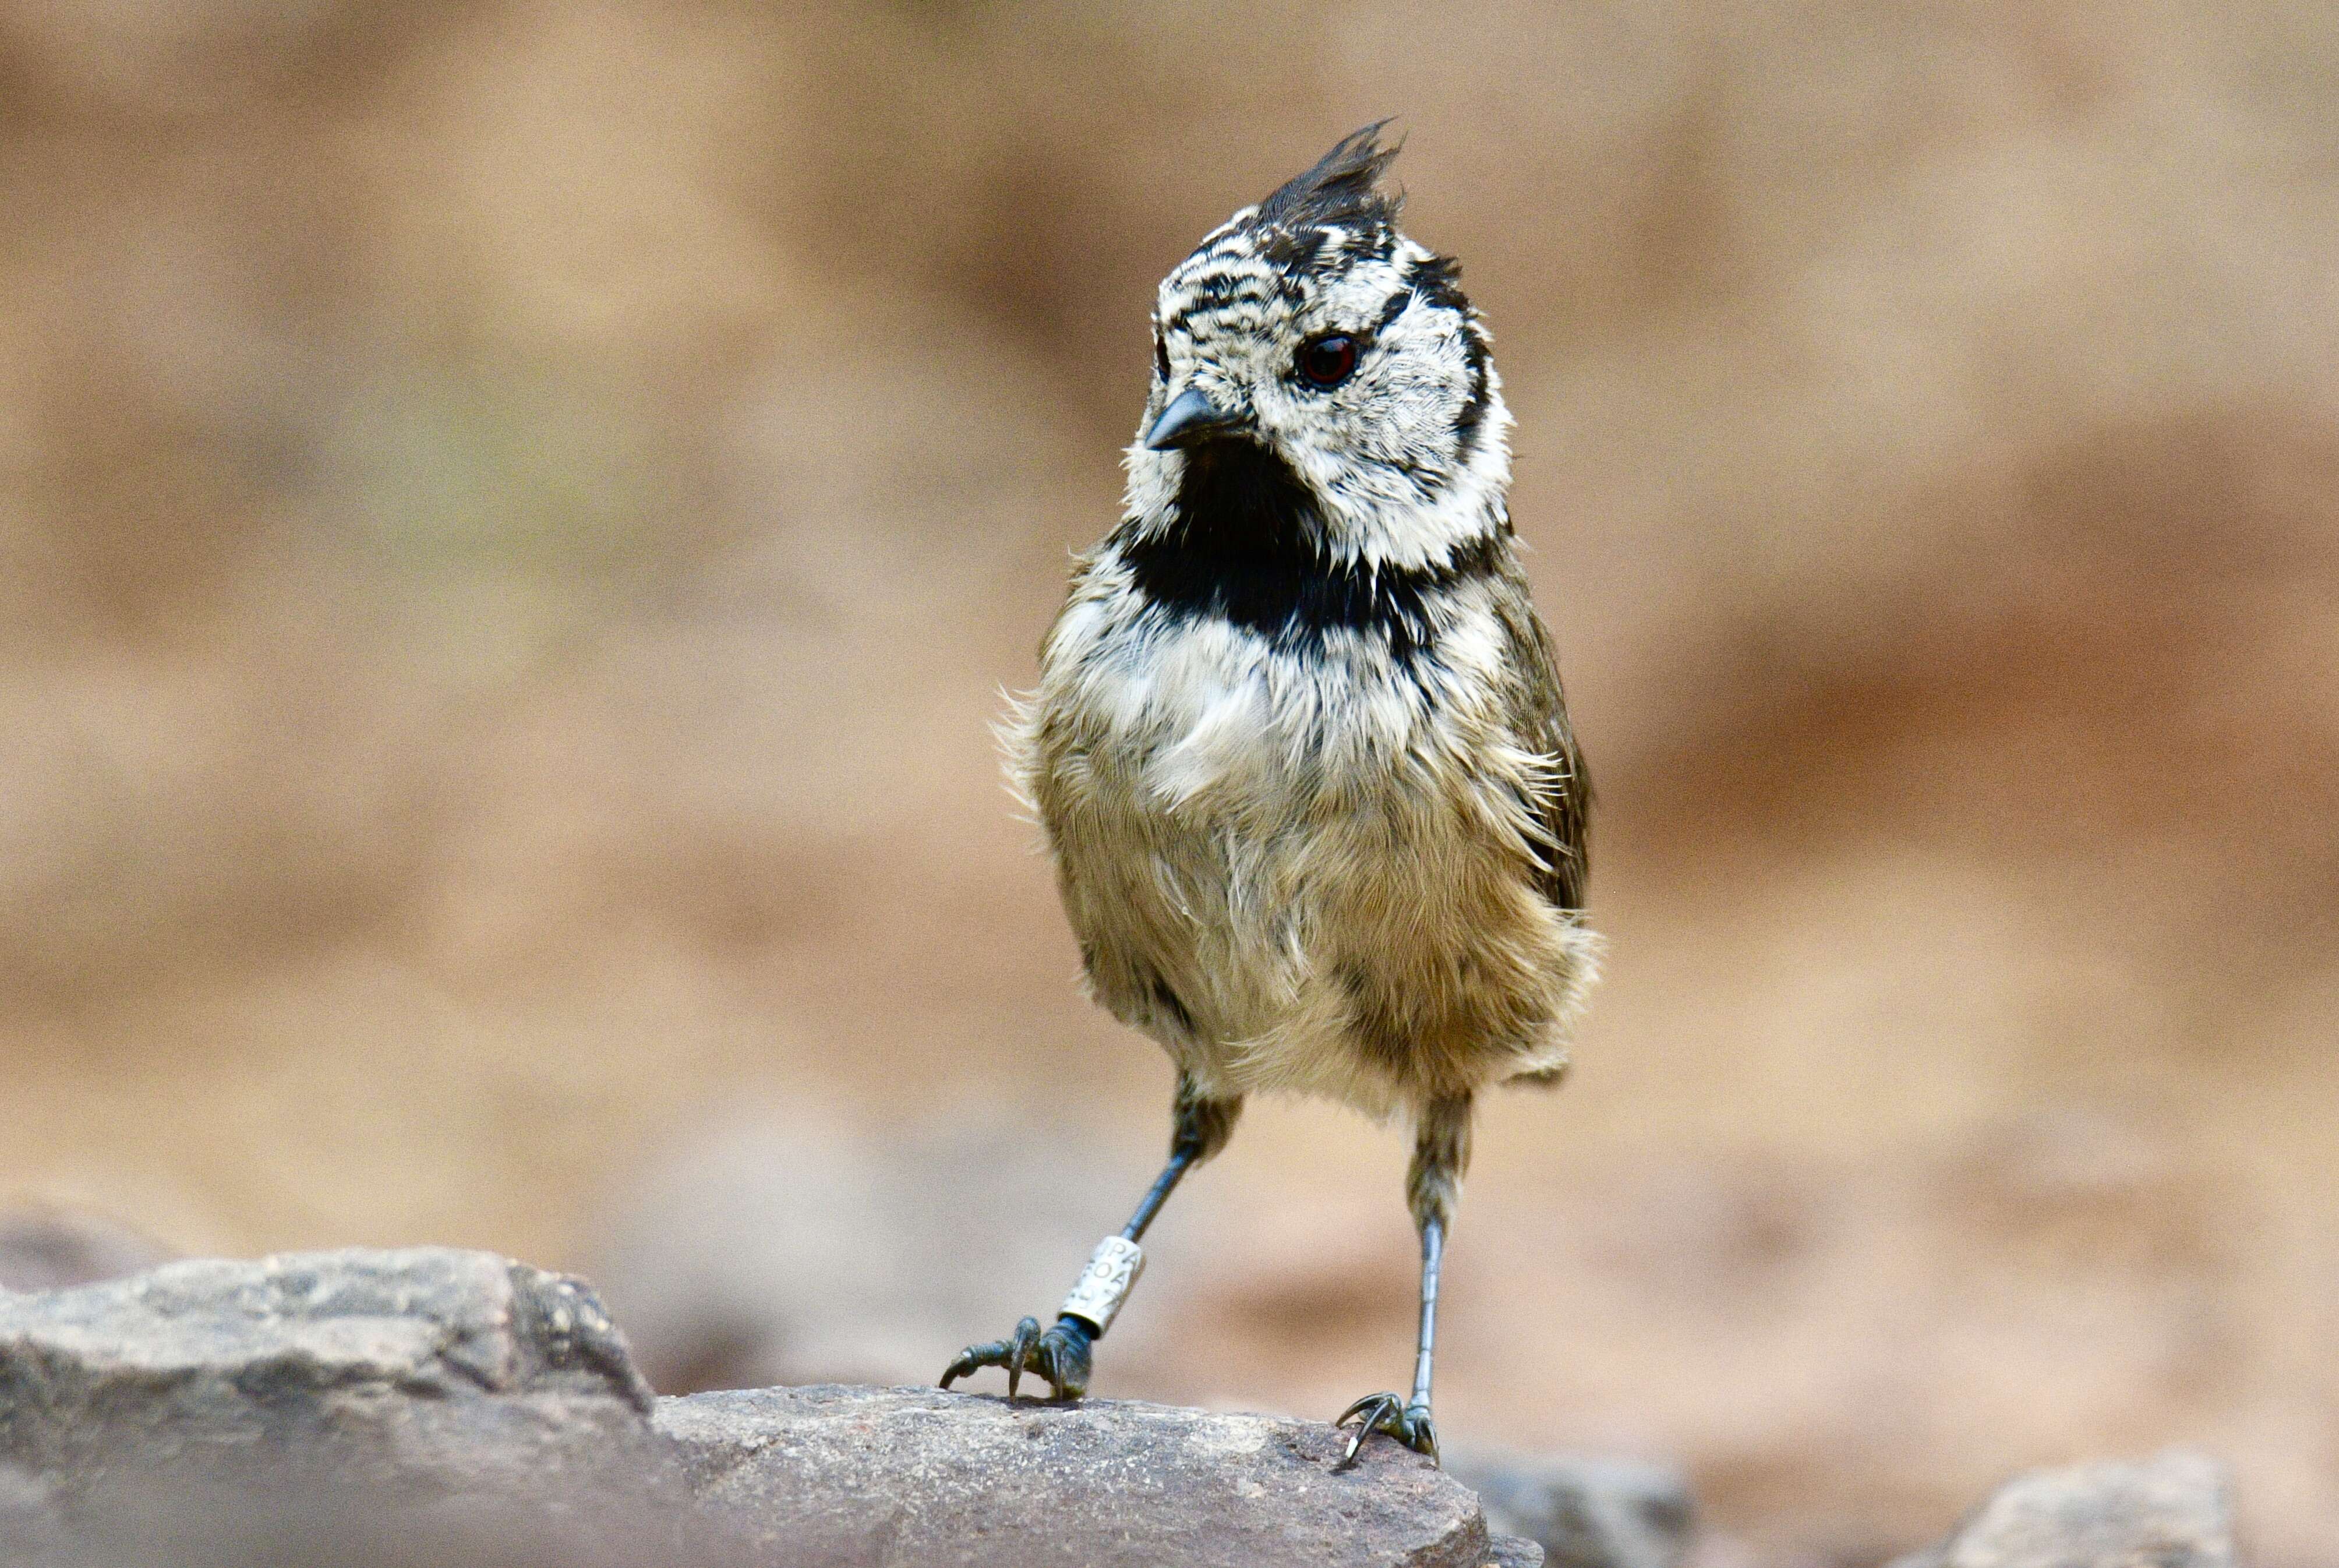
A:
2,2,2336,1563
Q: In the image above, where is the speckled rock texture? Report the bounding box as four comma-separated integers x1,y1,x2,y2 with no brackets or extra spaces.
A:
1889,1451,2236,1568
658,1382,1536,1568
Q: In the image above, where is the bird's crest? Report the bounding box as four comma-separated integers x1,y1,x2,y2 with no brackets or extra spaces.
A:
1253,121,1403,238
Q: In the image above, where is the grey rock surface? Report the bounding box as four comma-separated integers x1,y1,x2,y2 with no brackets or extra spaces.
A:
1485,1537,1549,1568
0,1246,671,1509
1890,1450,2235,1568
0,1247,1544,1567
1450,1449,1693,1568
658,1382,1538,1568
0,1209,173,1294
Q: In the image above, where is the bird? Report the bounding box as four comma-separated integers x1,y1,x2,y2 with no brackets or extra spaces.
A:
939,123,1598,1464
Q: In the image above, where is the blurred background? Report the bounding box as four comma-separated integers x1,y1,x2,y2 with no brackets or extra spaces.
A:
1,2,2335,1563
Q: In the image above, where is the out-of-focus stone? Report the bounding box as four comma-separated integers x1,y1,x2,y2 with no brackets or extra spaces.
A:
1450,1449,1694,1568
0,1209,174,1293
0,1246,670,1507
586,1116,1159,1393
1486,1536,1548,1568
0,1460,70,1561
1889,1451,2235,1568
657,1382,1538,1567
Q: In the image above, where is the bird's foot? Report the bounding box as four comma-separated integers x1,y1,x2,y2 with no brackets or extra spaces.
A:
1335,1390,1438,1466
939,1313,1094,1401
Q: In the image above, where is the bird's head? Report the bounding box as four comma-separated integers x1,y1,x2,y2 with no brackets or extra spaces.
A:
1127,124,1511,568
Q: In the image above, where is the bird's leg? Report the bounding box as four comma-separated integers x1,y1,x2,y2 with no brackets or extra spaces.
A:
941,1077,1241,1401
1339,1093,1471,1465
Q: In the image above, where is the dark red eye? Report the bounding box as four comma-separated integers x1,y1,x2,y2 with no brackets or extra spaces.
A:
1296,334,1359,389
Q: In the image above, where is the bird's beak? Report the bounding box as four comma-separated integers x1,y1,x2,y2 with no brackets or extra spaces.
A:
1143,386,1252,451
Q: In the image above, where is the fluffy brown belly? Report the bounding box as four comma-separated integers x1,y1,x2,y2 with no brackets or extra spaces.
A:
1024,633,1595,1119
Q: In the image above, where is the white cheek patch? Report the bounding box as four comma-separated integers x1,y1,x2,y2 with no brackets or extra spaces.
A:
1122,446,1179,515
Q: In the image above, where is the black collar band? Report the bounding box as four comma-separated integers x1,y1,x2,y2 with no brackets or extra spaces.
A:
1121,442,1501,662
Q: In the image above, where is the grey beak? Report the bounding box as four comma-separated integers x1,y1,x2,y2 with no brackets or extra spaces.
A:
1144,386,1250,451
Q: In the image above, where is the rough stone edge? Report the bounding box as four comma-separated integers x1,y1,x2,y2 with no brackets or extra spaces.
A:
656,1383,1533,1568
1885,1449,2236,1568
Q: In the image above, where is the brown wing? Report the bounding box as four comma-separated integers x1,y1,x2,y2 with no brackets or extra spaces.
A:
1490,568,1591,913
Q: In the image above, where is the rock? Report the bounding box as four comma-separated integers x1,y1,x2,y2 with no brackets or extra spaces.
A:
0,1209,173,1293
0,1246,673,1508
1485,1538,1548,1568
658,1382,1539,1567
1450,1449,1693,1568
0,1246,1536,1567
1891,1451,2235,1568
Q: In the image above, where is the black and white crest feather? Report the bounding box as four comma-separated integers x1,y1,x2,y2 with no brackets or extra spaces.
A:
1253,120,1402,249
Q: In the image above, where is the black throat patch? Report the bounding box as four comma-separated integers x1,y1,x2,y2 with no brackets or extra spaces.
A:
1120,439,1501,662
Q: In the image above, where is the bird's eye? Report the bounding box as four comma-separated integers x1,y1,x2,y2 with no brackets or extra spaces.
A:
1295,334,1359,389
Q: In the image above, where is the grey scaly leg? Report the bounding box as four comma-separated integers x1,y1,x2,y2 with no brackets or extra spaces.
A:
1338,1093,1471,1464
941,1077,1241,1400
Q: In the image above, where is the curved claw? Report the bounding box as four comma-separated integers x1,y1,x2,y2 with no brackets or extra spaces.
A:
1335,1391,1439,1467
1005,1316,1040,1400
937,1341,992,1390
938,1314,1094,1401
940,1319,1036,1392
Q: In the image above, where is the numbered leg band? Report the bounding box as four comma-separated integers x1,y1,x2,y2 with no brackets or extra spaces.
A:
1059,1236,1145,1336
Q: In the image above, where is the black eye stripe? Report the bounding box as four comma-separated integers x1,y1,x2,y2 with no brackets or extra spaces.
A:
1369,285,1416,336
1160,286,1422,395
